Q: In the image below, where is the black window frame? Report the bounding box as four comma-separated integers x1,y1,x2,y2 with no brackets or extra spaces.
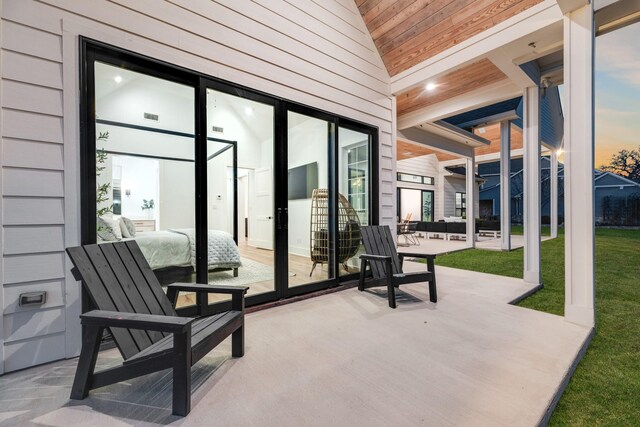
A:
455,192,467,218
80,37,379,312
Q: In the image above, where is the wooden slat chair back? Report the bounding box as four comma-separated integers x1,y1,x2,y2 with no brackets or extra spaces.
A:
66,240,248,416
67,241,176,359
360,226,402,278
359,225,437,308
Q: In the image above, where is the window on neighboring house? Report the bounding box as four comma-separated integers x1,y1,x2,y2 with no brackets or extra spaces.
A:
397,172,434,185
455,192,466,218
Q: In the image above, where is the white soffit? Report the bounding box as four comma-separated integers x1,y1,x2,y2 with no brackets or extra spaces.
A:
398,123,488,159
424,121,490,148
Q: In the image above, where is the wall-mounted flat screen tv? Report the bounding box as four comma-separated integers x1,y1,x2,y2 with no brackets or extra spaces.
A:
288,162,318,200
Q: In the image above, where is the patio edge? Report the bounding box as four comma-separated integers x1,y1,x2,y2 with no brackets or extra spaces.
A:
507,283,544,305
537,327,596,427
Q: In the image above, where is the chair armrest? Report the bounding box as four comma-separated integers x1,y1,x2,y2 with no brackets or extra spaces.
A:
80,310,194,333
359,254,392,262
168,283,249,295
397,252,436,260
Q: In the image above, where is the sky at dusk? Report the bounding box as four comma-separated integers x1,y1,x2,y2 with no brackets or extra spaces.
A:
594,22,640,168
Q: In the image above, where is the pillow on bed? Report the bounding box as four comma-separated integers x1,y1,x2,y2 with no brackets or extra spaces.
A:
119,217,132,238
97,216,120,241
112,218,123,240
120,217,136,238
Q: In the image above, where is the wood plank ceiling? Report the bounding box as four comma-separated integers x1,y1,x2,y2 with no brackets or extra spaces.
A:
397,139,461,161
474,122,523,156
396,59,508,116
356,0,543,77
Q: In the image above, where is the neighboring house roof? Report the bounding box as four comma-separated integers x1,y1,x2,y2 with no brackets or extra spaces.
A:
594,171,640,188
478,161,640,203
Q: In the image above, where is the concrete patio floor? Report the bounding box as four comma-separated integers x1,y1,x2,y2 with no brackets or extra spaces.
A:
0,263,591,427
400,234,554,255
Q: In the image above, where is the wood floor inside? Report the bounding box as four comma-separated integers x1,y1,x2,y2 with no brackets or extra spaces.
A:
175,240,361,308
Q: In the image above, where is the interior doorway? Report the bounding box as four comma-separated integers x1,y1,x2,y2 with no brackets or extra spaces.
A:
237,167,251,244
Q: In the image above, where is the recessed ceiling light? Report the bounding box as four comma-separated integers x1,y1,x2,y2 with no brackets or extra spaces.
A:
425,82,436,91
245,107,254,116
114,75,122,84
478,127,486,134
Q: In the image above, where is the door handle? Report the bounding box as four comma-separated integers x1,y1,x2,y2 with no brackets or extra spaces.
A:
277,208,288,230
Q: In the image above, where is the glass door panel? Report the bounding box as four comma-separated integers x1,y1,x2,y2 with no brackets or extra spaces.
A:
422,190,434,222
338,127,370,277
287,111,334,287
93,62,197,309
206,89,275,302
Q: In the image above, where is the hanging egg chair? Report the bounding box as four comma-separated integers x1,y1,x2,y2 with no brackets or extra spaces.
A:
309,189,362,276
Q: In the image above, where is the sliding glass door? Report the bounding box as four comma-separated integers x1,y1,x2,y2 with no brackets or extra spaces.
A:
287,110,335,290
82,39,378,312
398,188,434,222
204,85,276,303
92,61,198,306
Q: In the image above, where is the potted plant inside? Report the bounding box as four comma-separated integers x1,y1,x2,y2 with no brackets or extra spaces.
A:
141,199,155,219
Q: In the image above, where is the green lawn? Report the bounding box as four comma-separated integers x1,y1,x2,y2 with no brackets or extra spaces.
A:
433,228,640,425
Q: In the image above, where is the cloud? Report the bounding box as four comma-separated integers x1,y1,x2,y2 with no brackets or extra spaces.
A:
596,25,640,89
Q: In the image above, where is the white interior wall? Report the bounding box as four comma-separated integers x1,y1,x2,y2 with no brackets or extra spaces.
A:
206,93,271,239
0,0,393,373
288,116,329,257
399,189,422,221
111,155,160,222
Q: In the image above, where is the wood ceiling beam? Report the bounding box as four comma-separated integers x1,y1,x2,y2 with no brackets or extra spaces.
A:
390,0,563,95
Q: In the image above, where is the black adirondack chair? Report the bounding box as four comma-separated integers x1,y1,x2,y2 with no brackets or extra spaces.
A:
359,225,437,308
66,240,248,416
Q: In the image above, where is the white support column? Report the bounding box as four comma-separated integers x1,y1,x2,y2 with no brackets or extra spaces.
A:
564,3,595,327
466,154,476,248
550,149,559,238
500,120,512,251
523,86,541,285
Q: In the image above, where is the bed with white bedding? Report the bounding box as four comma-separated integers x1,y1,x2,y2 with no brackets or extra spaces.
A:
127,229,241,271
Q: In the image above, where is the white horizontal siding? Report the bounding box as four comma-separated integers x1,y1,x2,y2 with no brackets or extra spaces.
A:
2,139,64,170
444,176,466,217
0,10,4,374
3,225,65,255
1,50,63,89
2,80,64,116
4,280,65,314
3,307,65,342
1,0,393,373
1,11,67,373
2,109,63,143
3,252,66,285
2,168,64,197
2,197,65,225
1,20,62,62
3,331,65,372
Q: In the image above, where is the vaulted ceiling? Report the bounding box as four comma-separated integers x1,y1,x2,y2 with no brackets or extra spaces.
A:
355,0,543,77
